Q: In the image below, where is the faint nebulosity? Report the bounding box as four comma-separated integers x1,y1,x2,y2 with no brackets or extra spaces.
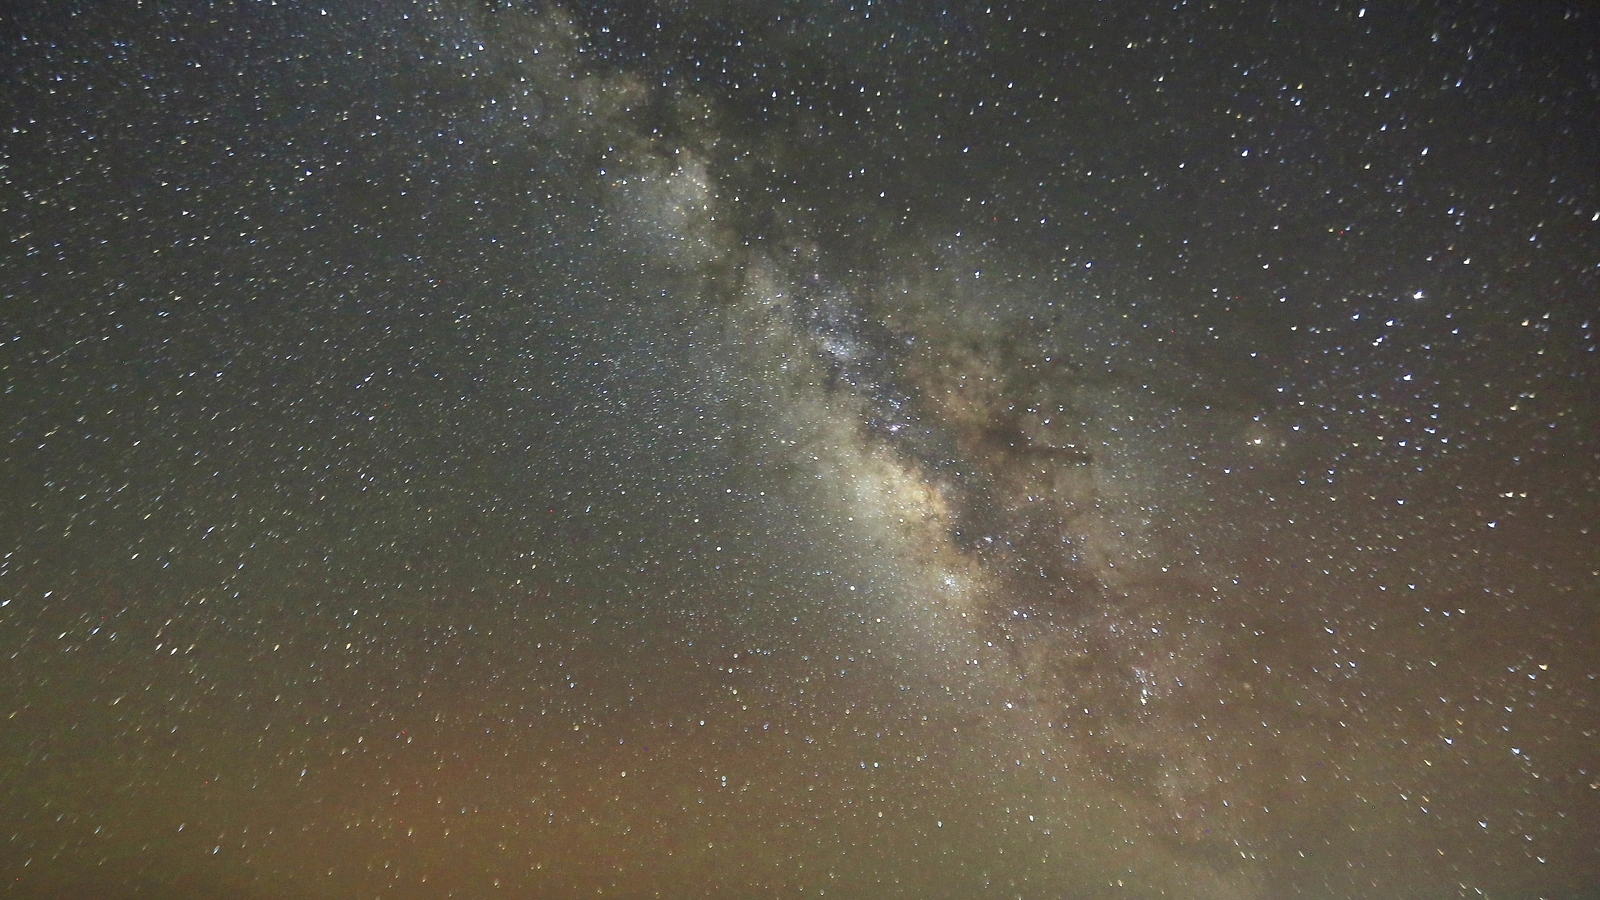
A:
2,2,1596,898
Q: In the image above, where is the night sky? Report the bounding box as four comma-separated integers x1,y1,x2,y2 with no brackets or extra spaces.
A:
3,2,1597,898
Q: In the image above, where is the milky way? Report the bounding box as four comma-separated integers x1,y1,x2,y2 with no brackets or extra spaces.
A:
2,3,1596,898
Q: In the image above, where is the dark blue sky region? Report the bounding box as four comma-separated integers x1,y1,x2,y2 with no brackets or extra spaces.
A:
2,2,1596,898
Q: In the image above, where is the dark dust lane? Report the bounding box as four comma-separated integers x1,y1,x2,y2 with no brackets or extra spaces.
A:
2,2,1596,898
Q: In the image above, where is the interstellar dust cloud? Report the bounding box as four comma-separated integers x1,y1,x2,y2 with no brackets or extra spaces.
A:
592,95,1311,880
523,5,1455,885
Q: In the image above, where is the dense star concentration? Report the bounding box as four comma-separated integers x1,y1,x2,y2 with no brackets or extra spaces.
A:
3,2,1597,898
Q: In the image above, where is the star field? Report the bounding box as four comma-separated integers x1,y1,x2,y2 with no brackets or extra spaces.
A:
2,2,1597,898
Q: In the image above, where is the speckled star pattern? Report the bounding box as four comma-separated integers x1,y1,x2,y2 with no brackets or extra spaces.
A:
2,3,1596,898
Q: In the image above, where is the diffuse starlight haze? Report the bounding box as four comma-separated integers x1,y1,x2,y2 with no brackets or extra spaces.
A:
2,2,1597,899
